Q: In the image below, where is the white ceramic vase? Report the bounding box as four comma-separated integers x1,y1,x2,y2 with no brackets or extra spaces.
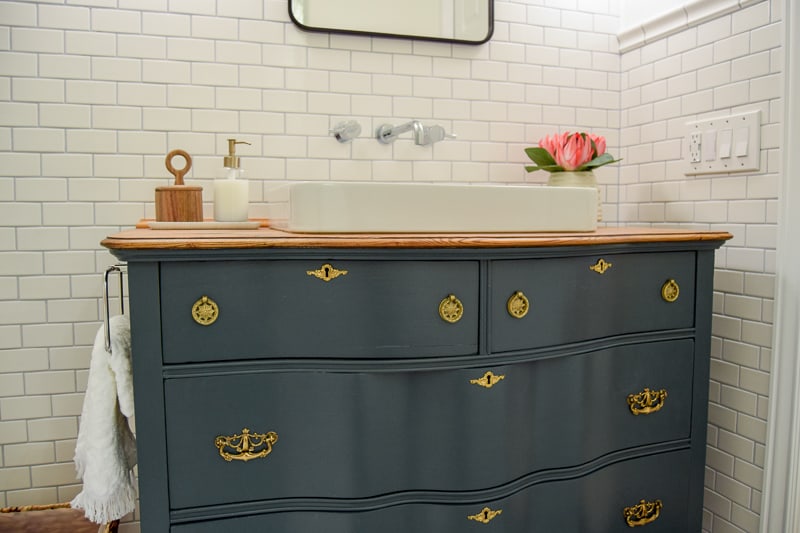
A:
546,170,602,222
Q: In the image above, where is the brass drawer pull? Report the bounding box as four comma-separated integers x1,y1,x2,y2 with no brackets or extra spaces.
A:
661,279,680,302
470,371,505,389
215,428,278,462
467,507,502,524
623,499,662,527
507,291,530,319
627,388,667,415
307,263,348,282
590,258,613,274
192,296,219,326
439,294,464,323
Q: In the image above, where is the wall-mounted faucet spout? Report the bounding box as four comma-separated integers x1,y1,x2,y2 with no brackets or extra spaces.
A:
376,120,424,144
376,120,454,146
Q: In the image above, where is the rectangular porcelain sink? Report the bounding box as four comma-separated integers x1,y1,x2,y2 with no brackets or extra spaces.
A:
277,182,597,233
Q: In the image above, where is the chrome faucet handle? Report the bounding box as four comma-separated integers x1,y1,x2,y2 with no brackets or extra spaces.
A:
376,123,398,144
330,120,362,143
420,125,456,145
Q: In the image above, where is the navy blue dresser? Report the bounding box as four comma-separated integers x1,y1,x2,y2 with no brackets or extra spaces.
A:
103,227,730,532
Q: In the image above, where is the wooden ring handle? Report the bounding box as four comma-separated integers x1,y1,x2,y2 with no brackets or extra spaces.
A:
165,149,192,185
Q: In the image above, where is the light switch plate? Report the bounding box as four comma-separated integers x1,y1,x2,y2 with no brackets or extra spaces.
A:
685,110,760,175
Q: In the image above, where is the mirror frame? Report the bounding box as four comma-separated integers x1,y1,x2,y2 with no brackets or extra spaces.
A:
288,0,494,45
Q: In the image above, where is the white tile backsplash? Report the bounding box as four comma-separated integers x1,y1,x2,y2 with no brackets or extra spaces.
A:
91,8,141,34
65,30,116,57
38,5,91,30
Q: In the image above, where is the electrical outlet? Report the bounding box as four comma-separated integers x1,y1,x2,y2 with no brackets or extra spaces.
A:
685,110,760,175
689,132,702,163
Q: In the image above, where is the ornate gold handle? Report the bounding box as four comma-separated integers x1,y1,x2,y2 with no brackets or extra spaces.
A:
307,263,348,282
590,258,613,274
507,291,530,319
661,279,680,302
192,295,219,326
215,428,278,462
467,507,502,524
470,371,505,389
627,388,668,415
623,499,662,527
439,294,464,323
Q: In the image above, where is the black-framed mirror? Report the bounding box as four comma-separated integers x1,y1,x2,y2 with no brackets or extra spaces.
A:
289,0,493,45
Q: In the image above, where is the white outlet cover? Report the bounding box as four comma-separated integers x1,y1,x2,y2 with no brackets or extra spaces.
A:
685,110,760,175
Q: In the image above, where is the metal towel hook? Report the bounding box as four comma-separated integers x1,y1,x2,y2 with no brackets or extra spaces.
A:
103,264,127,353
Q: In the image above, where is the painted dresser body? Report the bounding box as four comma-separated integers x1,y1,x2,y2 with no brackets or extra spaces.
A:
102,227,730,532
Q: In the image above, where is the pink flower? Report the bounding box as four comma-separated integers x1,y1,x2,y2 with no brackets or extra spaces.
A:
538,132,568,160
588,133,606,156
526,131,616,174
555,133,593,170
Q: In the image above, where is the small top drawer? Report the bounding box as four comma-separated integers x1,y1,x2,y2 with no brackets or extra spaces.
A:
160,260,479,363
490,252,696,352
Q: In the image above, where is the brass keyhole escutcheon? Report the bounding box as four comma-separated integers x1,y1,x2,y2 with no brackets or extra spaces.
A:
307,263,348,282
507,291,530,319
661,279,680,302
590,258,613,274
467,507,502,524
192,296,219,326
470,371,505,389
439,294,464,323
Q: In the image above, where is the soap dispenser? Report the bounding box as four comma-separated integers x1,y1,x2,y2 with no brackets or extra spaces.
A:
214,139,251,222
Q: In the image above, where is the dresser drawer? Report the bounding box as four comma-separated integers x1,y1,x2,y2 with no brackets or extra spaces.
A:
159,260,479,363
490,252,696,352
171,449,691,533
164,339,693,509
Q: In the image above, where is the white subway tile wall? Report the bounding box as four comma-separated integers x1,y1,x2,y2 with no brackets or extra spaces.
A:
619,1,780,532
0,1,780,532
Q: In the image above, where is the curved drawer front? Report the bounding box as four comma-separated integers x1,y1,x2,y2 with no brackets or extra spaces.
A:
164,339,693,509
172,449,691,533
490,252,696,352
160,260,479,363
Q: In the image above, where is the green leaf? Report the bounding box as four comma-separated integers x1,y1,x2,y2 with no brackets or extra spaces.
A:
524,147,564,173
578,153,621,170
524,147,557,167
525,164,563,173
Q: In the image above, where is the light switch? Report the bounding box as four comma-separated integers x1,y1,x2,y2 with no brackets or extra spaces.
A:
703,130,716,161
685,110,760,175
719,129,732,159
734,127,749,157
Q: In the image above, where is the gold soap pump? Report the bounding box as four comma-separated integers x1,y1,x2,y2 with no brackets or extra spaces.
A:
223,138,251,179
214,138,251,222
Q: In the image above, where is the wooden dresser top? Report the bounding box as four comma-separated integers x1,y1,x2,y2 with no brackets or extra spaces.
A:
102,226,733,251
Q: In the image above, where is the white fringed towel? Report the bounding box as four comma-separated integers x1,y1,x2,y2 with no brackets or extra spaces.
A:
71,315,137,524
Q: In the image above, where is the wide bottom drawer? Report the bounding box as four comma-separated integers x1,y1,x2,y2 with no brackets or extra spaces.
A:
171,449,692,533
164,340,694,509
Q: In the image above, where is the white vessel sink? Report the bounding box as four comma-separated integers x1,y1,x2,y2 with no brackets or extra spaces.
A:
278,182,597,233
